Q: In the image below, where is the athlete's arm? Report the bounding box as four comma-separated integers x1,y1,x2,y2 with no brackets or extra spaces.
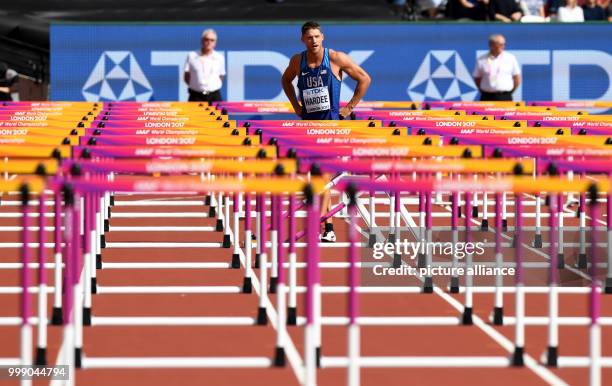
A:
281,54,303,118
331,50,371,118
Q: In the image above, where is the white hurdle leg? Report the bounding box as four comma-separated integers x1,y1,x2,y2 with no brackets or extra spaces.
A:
512,193,525,366
388,192,395,243
417,192,426,268
243,192,254,293
258,251,268,326
83,195,92,328
64,323,75,386
232,193,241,269
463,192,474,325
368,192,376,250
257,195,268,325
502,192,508,231
557,195,565,268
21,324,33,386
223,194,231,248
217,192,224,232
52,191,63,325
482,191,489,230
546,192,560,366
270,198,279,293
348,324,360,386
578,193,587,268
274,192,288,367
449,192,460,293
288,194,298,325
255,197,261,269
36,193,48,365
276,281,287,366
590,323,602,386
393,190,401,268
472,174,478,219
20,192,33,386
492,193,504,325
244,232,253,293
36,282,47,364
72,201,84,369
534,194,543,248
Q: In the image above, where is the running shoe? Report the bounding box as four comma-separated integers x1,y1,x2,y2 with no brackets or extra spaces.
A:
320,230,337,243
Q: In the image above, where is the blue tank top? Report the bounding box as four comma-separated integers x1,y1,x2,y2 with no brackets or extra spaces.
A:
297,48,341,120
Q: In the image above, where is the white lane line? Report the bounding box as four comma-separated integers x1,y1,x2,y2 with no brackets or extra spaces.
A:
436,197,594,282
354,197,569,386
229,226,305,385
432,285,569,386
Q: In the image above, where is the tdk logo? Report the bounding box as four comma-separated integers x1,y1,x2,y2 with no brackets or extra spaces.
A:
408,49,612,104
78,48,611,104
82,51,153,101
407,50,478,102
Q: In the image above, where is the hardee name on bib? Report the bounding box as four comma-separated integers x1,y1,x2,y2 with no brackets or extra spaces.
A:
303,87,331,113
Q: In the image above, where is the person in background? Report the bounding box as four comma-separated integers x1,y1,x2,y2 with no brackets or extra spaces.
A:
597,0,610,13
546,0,563,17
557,0,585,21
520,0,547,20
183,29,226,103
0,62,19,101
489,0,523,21
582,0,607,19
448,0,489,20
390,0,409,15
472,34,521,101
417,0,445,18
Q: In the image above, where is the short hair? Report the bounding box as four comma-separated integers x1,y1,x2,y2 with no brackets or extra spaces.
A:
201,29,217,39
301,21,321,35
488,34,505,44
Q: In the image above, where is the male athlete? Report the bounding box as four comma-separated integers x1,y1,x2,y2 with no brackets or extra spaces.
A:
282,21,371,120
282,21,371,241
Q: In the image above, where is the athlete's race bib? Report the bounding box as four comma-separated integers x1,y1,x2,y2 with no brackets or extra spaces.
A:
303,87,331,114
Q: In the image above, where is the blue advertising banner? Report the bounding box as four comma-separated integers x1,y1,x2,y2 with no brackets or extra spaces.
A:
50,23,612,103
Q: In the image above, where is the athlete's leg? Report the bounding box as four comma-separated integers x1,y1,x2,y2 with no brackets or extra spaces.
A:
320,173,336,242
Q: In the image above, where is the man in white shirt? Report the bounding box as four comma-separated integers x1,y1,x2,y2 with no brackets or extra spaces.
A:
557,0,585,21
183,29,226,102
472,34,521,101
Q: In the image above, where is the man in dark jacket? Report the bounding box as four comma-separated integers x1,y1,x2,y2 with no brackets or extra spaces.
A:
0,62,19,101
489,0,523,21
